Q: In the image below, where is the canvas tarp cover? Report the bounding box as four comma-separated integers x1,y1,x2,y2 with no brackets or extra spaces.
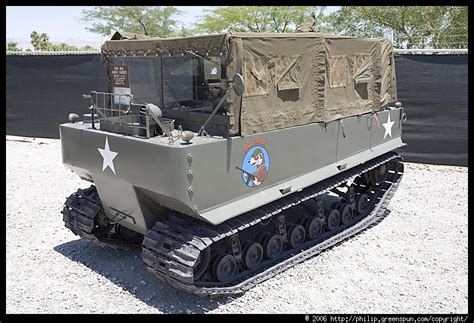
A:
101,33,397,136
101,33,231,57
236,33,397,135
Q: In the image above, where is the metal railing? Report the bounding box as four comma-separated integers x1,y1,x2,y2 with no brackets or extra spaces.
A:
85,91,131,126
84,91,151,137
83,91,175,139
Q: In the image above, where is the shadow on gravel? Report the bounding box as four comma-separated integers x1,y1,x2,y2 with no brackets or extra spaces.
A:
54,239,237,313
53,208,394,313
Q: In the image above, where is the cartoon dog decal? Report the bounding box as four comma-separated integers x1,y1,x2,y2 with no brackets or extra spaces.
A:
238,145,270,188
247,149,267,186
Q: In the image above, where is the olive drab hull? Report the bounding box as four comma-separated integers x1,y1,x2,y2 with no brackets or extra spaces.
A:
60,107,404,235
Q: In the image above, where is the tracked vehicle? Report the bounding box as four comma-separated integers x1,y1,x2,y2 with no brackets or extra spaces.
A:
61,31,406,295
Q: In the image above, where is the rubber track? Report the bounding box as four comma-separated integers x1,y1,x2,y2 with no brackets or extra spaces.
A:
62,186,139,250
141,152,404,296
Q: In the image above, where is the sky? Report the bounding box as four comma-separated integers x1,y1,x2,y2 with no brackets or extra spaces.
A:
6,6,339,49
6,6,210,49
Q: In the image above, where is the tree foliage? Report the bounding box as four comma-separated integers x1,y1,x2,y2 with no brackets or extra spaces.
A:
438,7,468,49
29,31,97,51
7,41,21,51
328,6,468,49
194,6,327,34
44,43,96,51
30,31,50,51
81,6,181,37
19,6,468,53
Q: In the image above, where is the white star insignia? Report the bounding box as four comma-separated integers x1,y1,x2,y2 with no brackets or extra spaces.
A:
98,137,118,175
382,114,395,139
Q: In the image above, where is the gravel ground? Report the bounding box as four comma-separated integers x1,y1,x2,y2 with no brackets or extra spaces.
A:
6,137,468,314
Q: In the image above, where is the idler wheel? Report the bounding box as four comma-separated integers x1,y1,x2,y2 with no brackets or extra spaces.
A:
116,224,143,244
288,224,306,249
211,253,237,283
355,194,369,215
262,233,284,260
242,241,264,269
193,247,211,280
326,209,341,231
93,214,114,237
303,217,322,240
340,204,353,224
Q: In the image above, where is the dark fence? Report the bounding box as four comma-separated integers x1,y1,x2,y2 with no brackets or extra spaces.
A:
6,54,107,138
6,53,467,166
394,55,468,166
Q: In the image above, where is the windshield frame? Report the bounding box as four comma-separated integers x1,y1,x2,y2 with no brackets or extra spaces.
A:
107,54,231,137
